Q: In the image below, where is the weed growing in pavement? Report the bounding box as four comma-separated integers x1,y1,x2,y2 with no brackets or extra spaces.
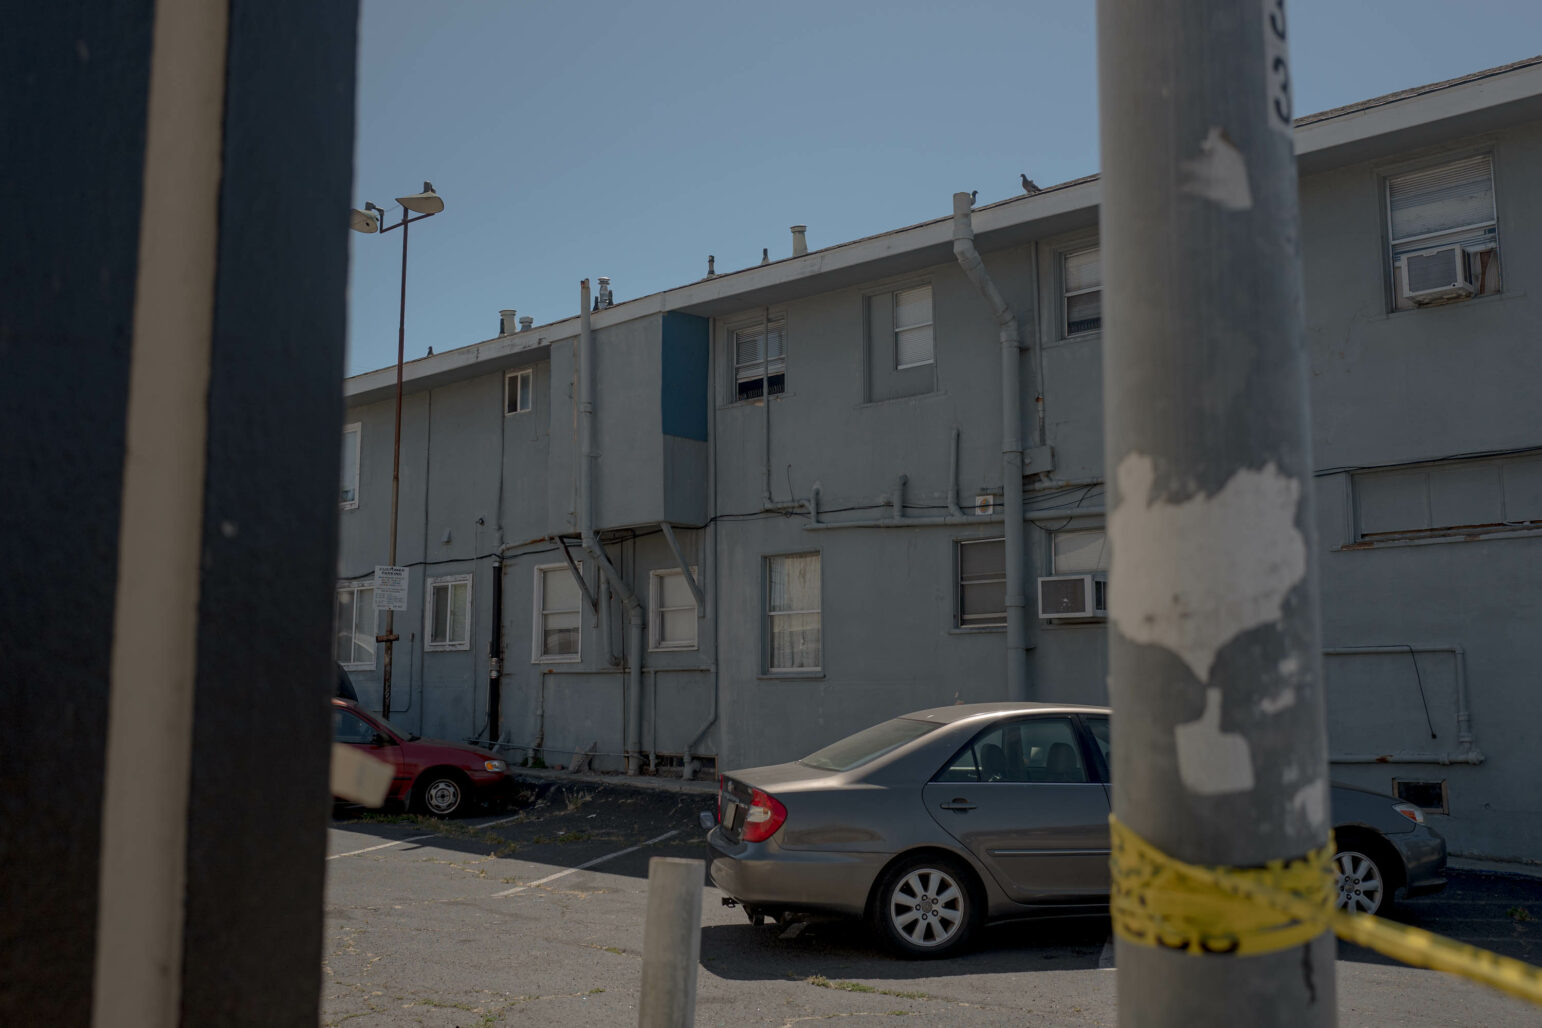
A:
1509,907,1534,922
801,976,933,1000
564,789,592,813
556,830,590,844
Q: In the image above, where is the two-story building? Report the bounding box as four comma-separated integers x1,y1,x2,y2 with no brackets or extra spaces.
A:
338,57,1542,861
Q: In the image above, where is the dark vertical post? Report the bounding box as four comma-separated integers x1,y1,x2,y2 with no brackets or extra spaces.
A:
1096,1,1335,1024
383,211,410,718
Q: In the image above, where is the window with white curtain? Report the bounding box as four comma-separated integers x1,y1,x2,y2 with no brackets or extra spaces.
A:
957,538,1006,629
1387,154,1500,309
340,423,360,508
533,563,582,661
1063,247,1102,336
334,581,376,669
1052,528,1109,573
426,574,472,652
650,568,698,650
893,285,934,369
766,553,821,672
733,320,786,402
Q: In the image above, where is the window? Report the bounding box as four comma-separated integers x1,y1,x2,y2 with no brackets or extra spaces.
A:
934,717,1089,784
1352,452,1542,542
332,709,380,745
505,368,532,414
340,422,360,508
650,568,698,650
733,320,786,402
425,574,471,652
533,563,582,661
1063,247,1102,335
893,285,934,369
957,538,1006,628
1053,528,1108,573
766,553,820,672
334,581,376,669
1387,154,1500,309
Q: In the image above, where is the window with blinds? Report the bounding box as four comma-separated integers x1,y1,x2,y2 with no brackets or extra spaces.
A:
1063,247,1102,336
893,285,934,369
734,321,786,401
957,538,1006,628
1387,154,1500,308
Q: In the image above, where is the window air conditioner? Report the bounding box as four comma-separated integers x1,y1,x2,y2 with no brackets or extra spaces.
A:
1401,244,1474,305
1038,574,1107,619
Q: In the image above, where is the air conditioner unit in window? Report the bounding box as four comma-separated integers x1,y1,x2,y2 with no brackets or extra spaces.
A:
1401,244,1474,305
1038,574,1107,620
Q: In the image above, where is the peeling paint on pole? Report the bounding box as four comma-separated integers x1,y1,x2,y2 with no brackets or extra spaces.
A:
1108,454,1307,683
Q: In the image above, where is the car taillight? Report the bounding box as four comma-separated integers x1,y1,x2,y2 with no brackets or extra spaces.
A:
741,788,787,843
1393,802,1425,825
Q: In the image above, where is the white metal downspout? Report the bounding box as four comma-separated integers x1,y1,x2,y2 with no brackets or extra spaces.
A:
953,192,1028,701
577,278,646,774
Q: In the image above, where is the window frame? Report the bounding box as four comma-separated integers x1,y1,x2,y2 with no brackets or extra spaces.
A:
728,315,787,404
339,422,361,510
334,579,377,671
649,566,699,651
765,551,822,675
531,561,583,663
892,284,935,370
1383,151,1501,310
1062,246,1102,338
956,536,1007,630
504,368,533,415
424,573,473,653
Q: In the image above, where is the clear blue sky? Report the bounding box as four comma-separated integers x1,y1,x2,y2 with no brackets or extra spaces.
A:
345,1,1542,376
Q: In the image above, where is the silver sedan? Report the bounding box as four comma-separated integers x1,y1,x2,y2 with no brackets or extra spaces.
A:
705,702,1446,957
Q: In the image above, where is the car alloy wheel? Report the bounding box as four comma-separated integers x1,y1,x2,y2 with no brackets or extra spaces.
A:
1334,849,1386,915
420,775,464,817
882,862,969,953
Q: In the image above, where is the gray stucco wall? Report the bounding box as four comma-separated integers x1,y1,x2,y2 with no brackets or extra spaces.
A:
339,117,1541,858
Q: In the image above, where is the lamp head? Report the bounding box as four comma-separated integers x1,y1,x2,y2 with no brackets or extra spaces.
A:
349,207,380,234
397,181,444,215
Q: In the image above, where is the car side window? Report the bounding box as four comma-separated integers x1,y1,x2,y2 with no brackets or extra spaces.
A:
1085,715,1111,770
333,709,377,745
933,717,1089,784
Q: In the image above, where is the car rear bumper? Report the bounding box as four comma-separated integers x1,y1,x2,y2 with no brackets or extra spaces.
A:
1391,823,1448,897
706,825,886,918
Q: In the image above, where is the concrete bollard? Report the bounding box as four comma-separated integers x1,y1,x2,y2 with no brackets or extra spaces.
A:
638,856,704,1027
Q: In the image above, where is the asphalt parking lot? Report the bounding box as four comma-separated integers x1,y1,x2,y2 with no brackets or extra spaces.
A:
322,777,1542,1027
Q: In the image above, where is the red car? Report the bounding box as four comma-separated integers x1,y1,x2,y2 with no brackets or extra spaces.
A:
331,697,511,817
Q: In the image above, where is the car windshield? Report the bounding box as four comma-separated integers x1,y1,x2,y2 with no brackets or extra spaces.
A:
799,718,939,772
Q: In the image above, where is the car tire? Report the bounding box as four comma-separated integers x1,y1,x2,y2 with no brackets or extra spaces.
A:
1334,845,1390,915
414,770,469,818
871,854,978,958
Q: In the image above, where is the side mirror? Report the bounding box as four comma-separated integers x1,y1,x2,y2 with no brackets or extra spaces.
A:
370,733,389,748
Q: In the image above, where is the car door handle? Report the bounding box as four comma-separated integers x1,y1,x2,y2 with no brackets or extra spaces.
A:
939,798,976,812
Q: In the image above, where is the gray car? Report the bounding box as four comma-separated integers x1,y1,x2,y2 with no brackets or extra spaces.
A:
705,702,1446,957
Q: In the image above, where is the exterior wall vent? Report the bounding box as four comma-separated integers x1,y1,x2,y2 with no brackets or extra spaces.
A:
1038,574,1107,619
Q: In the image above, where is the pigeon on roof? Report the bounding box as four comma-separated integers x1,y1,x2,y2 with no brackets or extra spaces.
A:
1021,173,1041,194
970,190,978,204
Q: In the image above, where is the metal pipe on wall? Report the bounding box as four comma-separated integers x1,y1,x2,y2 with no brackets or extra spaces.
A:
1323,645,1483,764
577,278,646,775
952,192,1028,702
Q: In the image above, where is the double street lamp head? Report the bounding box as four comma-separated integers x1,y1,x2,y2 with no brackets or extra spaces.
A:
348,185,442,235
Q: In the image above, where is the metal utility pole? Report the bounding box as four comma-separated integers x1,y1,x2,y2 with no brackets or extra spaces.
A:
1096,1,1335,1025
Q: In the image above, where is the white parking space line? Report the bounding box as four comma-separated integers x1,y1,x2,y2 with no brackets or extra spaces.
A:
327,811,528,861
327,834,439,860
492,829,680,897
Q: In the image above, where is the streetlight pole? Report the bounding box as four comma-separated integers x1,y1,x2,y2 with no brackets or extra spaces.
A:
350,182,444,720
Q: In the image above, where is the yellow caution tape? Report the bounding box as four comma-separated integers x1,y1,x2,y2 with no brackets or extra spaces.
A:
1110,815,1542,1007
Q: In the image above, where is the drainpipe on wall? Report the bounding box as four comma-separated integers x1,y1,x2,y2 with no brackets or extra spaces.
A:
952,192,1028,702
577,278,646,774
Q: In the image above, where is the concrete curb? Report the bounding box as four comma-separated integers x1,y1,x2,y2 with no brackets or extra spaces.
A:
510,766,717,797
1448,856,1542,881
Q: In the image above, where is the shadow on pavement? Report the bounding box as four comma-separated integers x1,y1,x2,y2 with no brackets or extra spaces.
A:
1335,869,1542,967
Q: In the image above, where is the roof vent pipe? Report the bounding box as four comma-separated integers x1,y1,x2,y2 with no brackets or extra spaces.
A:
597,277,613,309
760,248,769,265
519,316,534,332
790,225,808,256
499,309,518,336
706,255,716,277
